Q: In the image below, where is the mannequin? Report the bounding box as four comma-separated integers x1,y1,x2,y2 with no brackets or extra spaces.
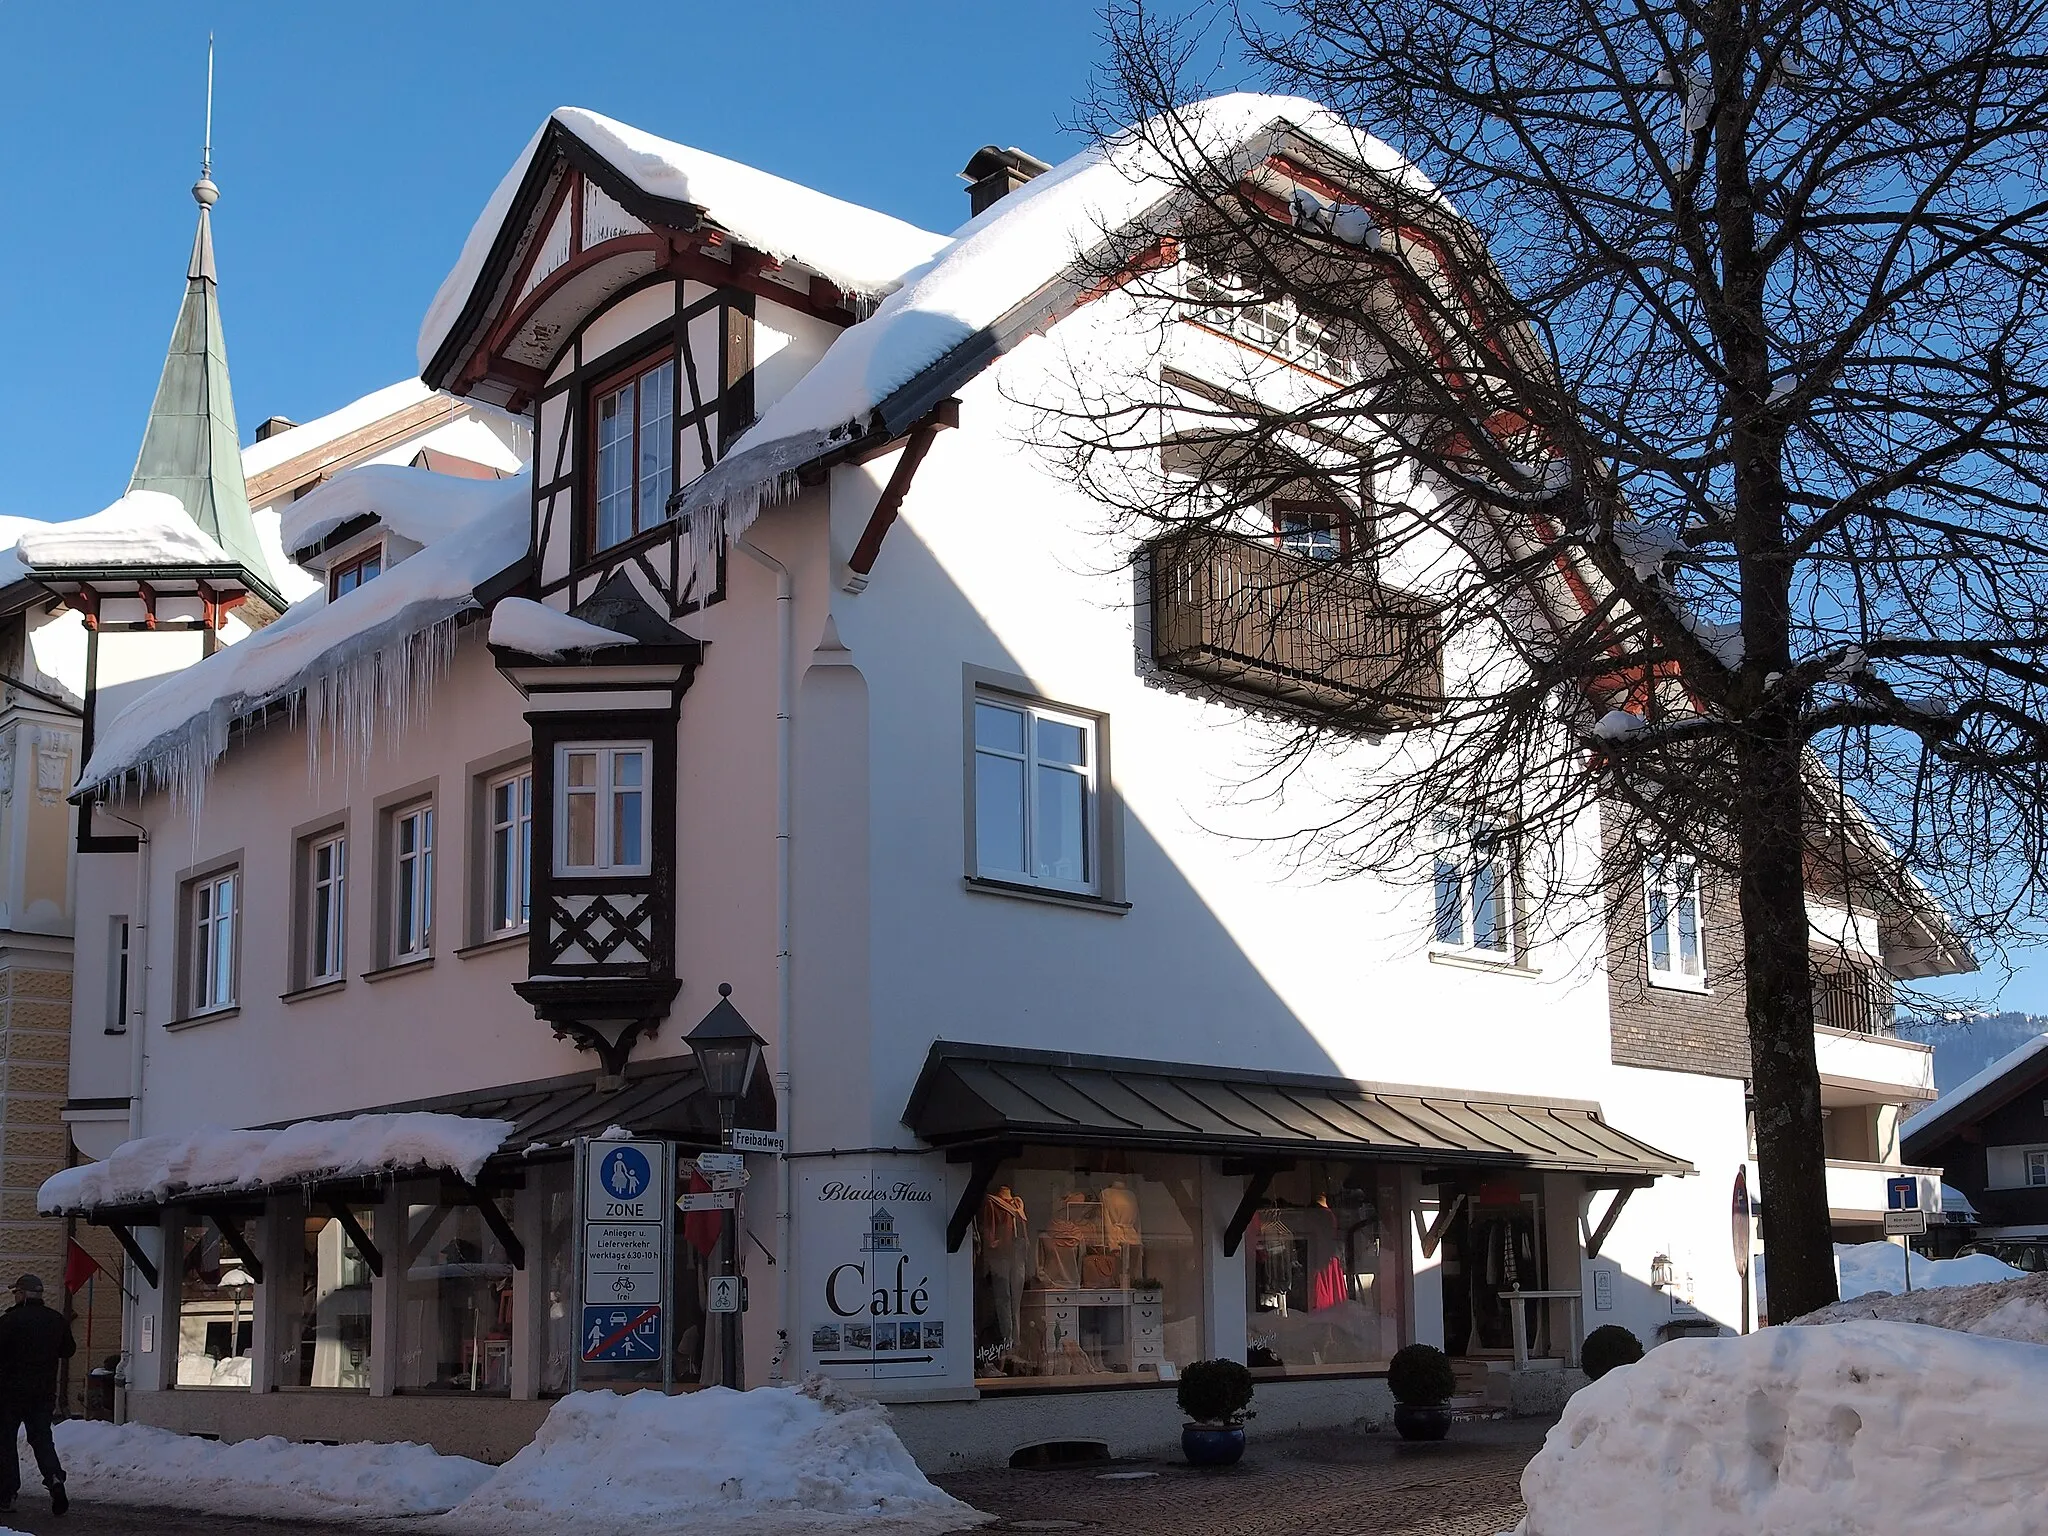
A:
1037,1192,1094,1289
979,1186,1030,1349
1099,1178,1143,1285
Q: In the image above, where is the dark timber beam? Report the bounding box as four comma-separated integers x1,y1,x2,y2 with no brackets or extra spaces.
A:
101,1220,159,1291
199,1208,264,1286
459,1183,526,1271
1222,1168,1281,1259
842,400,961,589
1418,1192,1467,1260
1585,1186,1637,1260
324,1198,384,1278
946,1148,1007,1255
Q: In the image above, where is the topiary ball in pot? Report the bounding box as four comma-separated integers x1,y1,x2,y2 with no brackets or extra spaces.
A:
1580,1324,1644,1381
1177,1358,1254,1467
1386,1343,1457,1442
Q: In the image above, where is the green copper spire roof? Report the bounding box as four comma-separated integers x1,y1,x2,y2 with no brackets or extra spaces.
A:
126,170,277,591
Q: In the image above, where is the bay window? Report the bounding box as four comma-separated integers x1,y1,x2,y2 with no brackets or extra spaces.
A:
555,744,648,876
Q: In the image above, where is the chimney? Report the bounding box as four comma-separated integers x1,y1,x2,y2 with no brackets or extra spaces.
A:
961,146,1052,216
254,415,298,442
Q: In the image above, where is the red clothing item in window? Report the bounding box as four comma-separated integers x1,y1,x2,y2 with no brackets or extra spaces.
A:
1310,1254,1348,1312
683,1169,723,1257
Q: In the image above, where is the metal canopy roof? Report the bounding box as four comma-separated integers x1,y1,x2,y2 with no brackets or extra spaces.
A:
903,1042,1693,1179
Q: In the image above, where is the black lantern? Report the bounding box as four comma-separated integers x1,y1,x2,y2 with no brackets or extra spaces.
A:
686,983,765,1142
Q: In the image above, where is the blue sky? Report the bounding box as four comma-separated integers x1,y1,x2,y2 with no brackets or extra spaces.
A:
3,4,2041,1014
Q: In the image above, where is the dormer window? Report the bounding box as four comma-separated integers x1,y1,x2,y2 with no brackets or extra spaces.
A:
330,545,383,599
591,354,677,554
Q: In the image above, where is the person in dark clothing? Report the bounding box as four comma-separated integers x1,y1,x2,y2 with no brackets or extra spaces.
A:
0,1274,73,1515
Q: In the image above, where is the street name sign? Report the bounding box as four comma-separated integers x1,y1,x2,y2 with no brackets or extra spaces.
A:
730,1129,786,1155
1884,1208,1929,1236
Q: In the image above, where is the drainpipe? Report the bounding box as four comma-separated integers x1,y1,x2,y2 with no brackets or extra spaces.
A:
734,532,795,1381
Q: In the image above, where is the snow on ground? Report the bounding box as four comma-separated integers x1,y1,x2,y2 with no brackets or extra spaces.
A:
49,1420,490,1520
39,1112,512,1214
16,491,233,570
444,1379,984,1535
1794,1268,2048,1343
1512,1321,2048,1536
488,597,635,655
1835,1239,2019,1300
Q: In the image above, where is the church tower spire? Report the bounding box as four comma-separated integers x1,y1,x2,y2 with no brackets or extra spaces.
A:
127,36,276,590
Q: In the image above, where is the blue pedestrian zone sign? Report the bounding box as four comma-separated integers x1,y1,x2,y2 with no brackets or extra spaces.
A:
1887,1175,1920,1211
582,1303,664,1362
600,1146,653,1202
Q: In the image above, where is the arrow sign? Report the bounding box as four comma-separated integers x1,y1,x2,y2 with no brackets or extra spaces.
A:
679,1190,740,1212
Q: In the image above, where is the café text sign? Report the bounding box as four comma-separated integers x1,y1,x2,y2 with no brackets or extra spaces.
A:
801,1165,948,1381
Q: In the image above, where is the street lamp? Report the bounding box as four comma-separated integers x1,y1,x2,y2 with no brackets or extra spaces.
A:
220,1266,254,1381
685,984,765,1391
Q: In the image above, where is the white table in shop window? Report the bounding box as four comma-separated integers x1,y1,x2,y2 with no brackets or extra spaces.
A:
1505,1288,1583,1370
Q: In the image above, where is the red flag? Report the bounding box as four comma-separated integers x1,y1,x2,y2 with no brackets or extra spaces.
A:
683,1170,723,1257
63,1239,104,1296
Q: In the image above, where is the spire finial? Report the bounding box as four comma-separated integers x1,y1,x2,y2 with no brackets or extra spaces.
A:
192,34,218,209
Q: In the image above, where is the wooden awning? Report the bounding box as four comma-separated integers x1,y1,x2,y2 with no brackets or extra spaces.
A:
903,1042,1692,1179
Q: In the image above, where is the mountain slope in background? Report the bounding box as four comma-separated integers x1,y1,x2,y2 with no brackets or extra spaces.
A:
1898,1012,2048,1095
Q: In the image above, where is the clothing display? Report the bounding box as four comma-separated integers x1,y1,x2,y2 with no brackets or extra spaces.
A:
978,1187,1031,1348
1245,1166,1399,1373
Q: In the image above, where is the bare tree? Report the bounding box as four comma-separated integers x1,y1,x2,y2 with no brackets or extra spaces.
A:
1047,0,2048,1320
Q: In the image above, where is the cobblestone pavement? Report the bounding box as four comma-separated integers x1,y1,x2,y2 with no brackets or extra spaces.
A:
934,1416,1549,1536
0,1416,1546,1535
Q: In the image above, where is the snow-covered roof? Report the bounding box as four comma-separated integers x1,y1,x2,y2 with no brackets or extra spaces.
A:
418,107,953,374
1904,1031,2048,1148
487,596,635,655
76,468,531,800
281,461,524,557
241,378,439,480
672,93,1441,552
15,490,234,572
38,1111,514,1214
0,515,55,592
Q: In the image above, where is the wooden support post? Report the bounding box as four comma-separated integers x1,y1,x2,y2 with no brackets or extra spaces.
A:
1419,1192,1467,1260
1222,1169,1280,1258
946,1147,1009,1254
460,1183,526,1271
200,1208,264,1285
102,1220,158,1291
324,1198,384,1277
1585,1185,1637,1260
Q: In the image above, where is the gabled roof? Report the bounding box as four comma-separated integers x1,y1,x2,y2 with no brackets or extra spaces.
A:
1903,1032,2048,1156
127,180,278,593
418,108,949,404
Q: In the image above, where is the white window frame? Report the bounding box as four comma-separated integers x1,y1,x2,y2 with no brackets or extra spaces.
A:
1645,856,1708,991
306,832,347,985
487,767,534,934
190,869,238,1014
328,542,384,601
1431,821,1515,960
554,743,651,877
107,916,130,1033
970,692,1100,897
391,803,435,961
1182,262,1357,379
2029,1150,2048,1188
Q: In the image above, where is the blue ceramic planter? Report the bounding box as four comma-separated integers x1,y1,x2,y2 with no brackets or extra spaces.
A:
1181,1423,1247,1467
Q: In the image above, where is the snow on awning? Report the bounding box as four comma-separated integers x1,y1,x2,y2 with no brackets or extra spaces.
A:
417,107,951,376
16,490,234,572
39,1111,515,1216
487,596,635,656
670,93,1445,558
75,469,531,803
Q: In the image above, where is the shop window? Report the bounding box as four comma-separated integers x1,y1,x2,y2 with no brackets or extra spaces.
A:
329,545,383,600
971,694,1101,895
1646,857,1705,987
1244,1162,1404,1376
176,1219,258,1388
485,767,533,934
589,354,677,554
555,744,649,876
1440,1180,1549,1358
282,1205,374,1389
398,1192,515,1394
971,1149,1201,1387
1432,820,1514,958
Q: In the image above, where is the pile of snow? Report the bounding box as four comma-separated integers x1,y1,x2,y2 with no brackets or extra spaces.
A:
1592,708,1648,741
76,469,529,800
281,462,527,560
39,1111,512,1214
488,597,635,656
421,107,951,373
445,1380,982,1535
15,491,233,571
1513,1322,2048,1535
674,93,1441,564
1795,1268,2048,1343
50,1420,490,1520
1835,1238,2020,1300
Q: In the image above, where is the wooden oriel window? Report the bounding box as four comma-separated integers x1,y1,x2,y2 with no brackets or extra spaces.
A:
589,353,677,555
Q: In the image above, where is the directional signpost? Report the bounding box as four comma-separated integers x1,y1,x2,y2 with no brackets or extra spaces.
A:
1885,1175,1926,1292
577,1139,674,1385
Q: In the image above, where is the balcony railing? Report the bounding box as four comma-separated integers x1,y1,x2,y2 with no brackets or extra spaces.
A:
1148,534,1443,721
1814,965,1895,1037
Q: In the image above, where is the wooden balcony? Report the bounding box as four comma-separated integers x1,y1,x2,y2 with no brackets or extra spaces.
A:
1813,965,1895,1038
1148,534,1443,722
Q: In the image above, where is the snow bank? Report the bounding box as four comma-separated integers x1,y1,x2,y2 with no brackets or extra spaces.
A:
38,1111,512,1214
1835,1239,2020,1300
420,108,950,373
445,1379,985,1535
672,93,1440,571
1795,1268,2048,1343
15,490,232,570
76,470,529,800
49,1420,490,1520
1513,1322,2048,1536
488,597,634,655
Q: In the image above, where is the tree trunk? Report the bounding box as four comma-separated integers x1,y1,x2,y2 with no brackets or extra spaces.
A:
1738,716,1837,1322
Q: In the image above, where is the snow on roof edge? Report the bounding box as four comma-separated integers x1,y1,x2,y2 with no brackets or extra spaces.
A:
241,378,438,480
1903,1030,2048,1145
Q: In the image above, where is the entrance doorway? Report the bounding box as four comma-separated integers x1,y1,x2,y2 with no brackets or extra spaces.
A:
1440,1181,1547,1358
